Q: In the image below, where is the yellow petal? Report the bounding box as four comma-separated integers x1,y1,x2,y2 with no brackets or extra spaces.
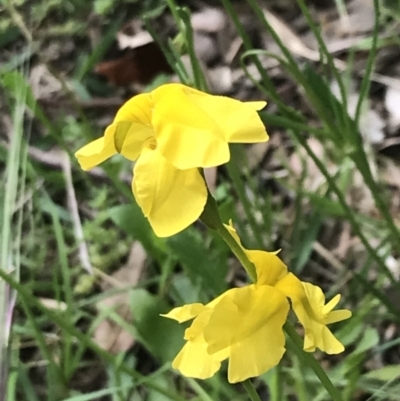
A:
303,283,351,323
275,273,309,305
247,250,288,286
172,341,223,379
103,93,155,161
172,311,228,379
325,309,352,325
303,282,326,309
246,101,267,111
113,93,153,125
204,285,289,355
224,222,287,286
303,323,346,354
322,294,341,315
75,125,117,170
161,303,207,323
132,147,207,237
185,87,268,143
114,121,154,161
227,317,286,383
152,84,229,169
315,326,345,354
223,221,243,245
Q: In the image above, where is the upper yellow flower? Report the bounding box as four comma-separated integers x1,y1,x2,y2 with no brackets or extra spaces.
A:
75,83,268,237
163,223,351,382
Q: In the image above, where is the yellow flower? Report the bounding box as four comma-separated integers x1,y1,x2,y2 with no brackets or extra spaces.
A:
163,223,351,382
75,83,267,237
163,237,291,383
163,279,290,383
280,280,352,354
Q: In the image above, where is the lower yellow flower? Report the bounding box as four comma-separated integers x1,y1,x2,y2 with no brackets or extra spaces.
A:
164,223,351,382
163,285,289,383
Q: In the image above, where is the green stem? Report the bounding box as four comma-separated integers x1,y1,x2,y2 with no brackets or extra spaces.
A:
270,365,282,401
284,323,343,401
144,17,189,84
178,8,208,91
217,224,257,283
165,0,182,29
242,380,262,401
200,193,257,282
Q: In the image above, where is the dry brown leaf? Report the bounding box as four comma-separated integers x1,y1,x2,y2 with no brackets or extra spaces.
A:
94,19,173,86
117,29,153,50
191,7,227,33
95,42,172,86
246,142,270,170
345,0,375,35
93,242,146,354
385,86,400,130
262,8,318,61
204,167,217,193
193,32,218,65
383,159,400,189
330,80,384,145
39,298,67,311
332,222,354,260
29,64,62,101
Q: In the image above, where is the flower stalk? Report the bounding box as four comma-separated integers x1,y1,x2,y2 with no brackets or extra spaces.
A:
200,192,257,282
242,380,263,401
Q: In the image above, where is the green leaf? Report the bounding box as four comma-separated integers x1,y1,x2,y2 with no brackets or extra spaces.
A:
171,274,202,304
305,192,346,217
0,26,21,49
353,327,379,354
166,228,228,295
93,0,114,14
147,375,174,401
302,64,356,143
109,204,163,260
130,289,184,363
291,213,323,274
363,365,400,382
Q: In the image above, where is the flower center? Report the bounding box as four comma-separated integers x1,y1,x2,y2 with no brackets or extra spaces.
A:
143,137,157,151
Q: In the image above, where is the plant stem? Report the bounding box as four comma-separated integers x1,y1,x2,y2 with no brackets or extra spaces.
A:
178,8,208,91
216,224,257,283
284,323,343,401
200,193,257,282
242,380,262,401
